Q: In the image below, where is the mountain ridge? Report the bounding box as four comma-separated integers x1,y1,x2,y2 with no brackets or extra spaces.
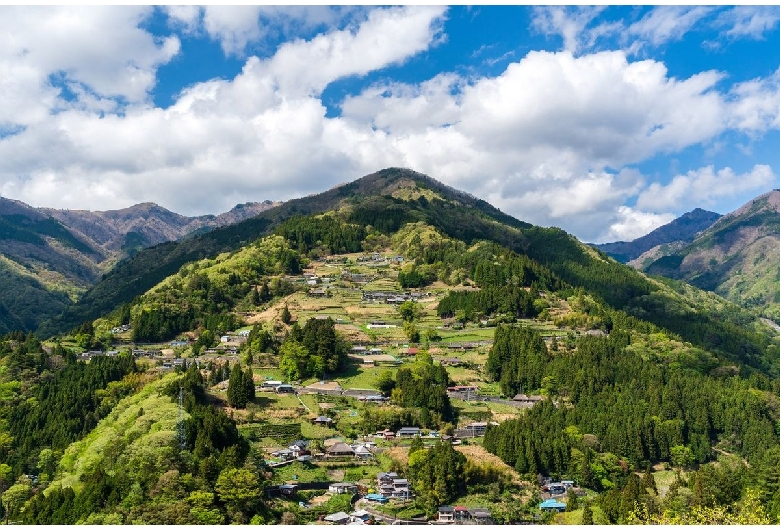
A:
594,207,722,264
643,189,780,320
0,197,279,333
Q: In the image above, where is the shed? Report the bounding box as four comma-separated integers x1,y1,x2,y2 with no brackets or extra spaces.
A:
539,499,566,512
324,511,351,524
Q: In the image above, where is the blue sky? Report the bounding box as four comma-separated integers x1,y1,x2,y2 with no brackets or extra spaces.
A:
1,6,780,243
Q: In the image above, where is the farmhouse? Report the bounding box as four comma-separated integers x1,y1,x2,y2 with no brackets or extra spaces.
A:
328,482,357,494
312,416,334,426
396,426,421,437
326,442,355,458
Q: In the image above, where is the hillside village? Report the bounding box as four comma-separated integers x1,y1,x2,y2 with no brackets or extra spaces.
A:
68,249,585,524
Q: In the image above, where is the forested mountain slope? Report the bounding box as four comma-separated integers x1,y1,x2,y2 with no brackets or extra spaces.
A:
40,169,775,376
2,169,780,524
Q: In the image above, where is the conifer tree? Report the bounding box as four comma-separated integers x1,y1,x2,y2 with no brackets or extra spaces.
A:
582,501,594,524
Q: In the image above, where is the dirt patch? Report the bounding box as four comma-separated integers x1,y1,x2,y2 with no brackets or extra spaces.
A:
455,445,523,484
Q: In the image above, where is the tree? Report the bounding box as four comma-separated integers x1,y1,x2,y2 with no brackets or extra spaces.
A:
214,468,261,522
227,363,249,408
278,340,308,381
403,321,420,343
398,301,422,322
280,305,292,325
566,487,579,511
582,501,594,524
2,483,31,523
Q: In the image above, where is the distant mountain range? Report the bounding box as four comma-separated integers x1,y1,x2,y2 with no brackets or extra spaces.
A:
594,208,722,265
0,197,278,332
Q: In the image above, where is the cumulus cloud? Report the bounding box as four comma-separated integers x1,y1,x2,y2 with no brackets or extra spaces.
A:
0,5,179,127
636,164,776,212
601,207,677,244
729,67,780,132
2,6,780,245
0,6,447,215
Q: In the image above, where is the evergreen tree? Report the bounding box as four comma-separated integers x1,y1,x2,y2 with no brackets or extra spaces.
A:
280,305,292,325
227,363,248,408
582,501,594,524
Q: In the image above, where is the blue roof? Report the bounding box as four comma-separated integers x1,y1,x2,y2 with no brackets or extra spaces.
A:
365,494,389,503
539,499,566,509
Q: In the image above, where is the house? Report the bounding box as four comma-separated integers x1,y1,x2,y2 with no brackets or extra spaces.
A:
464,422,488,436
279,484,298,497
377,429,395,440
469,508,492,524
396,426,421,437
289,440,310,455
359,395,388,403
512,393,544,404
440,357,464,366
328,482,357,494
377,472,411,499
324,511,352,524
312,416,334,426
349,510,371,523
260,380,283,391
404,347,419,356
453,506,470,521
539,499,566,512
545,482,566,495
276,384,295,394
438,506,454,523
326,442,355,458
353,445,374,460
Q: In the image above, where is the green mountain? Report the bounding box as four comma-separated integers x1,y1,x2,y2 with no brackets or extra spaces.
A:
594,208,721,264
42,168,778,375
3,168,780,525
644,190,780,321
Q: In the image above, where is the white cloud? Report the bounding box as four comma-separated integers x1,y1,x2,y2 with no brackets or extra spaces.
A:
0,5,179,127
728,67,780,132
531,6,616,54
626,6,713,48
717,6,780,40
636,164,776,212
601,207,677,243
2,6,780,246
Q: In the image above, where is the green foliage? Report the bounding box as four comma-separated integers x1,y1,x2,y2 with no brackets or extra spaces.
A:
393,362,454,426
226,363,255,409
407,441,466,514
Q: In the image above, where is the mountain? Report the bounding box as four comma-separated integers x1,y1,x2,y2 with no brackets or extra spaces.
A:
594,208,721,264
40,168,778,375
644,189,780,321
4,168,780,525
0,198,278,332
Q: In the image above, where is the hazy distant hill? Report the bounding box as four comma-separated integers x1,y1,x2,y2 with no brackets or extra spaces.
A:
0,197,278,332
644,190,780,321
594,208,721,264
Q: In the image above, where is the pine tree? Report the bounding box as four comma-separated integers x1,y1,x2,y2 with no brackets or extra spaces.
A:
243,365,255,404
227,363,247,408
280,305,292,325
582,501,594,524
251,286,260,306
